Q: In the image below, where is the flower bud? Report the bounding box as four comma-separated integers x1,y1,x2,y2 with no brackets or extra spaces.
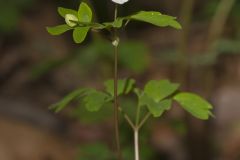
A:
112,37,120,47
65,14,78,27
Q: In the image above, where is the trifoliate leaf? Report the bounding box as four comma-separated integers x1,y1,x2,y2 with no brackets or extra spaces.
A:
104,79,135,97
46,24,72,35
144,80,179,102
130,11,182,29
58,7,78,18
78,2,92,23
174,92,213,120
83,91,109,112
73,26,90,43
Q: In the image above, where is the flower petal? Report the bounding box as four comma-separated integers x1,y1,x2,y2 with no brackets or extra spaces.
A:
111,0,129,5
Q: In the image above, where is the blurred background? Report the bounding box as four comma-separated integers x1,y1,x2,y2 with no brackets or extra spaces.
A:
1,0,240,159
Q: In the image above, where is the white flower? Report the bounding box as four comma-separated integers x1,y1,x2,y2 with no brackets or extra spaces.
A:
65,14,78,27
112,0,129,5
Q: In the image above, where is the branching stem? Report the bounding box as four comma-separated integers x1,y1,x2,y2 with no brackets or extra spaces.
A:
138,112,151,129
119,107,135,130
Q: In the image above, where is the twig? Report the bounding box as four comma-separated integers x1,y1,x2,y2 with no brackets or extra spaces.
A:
113,4,122,160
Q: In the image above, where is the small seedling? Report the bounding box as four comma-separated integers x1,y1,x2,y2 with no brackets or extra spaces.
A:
47,1,213,160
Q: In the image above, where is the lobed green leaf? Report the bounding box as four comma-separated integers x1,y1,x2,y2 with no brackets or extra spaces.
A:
83,91,109,112
139,94,172,117
174,92,213,120
144,80,179,102
148,99,172,117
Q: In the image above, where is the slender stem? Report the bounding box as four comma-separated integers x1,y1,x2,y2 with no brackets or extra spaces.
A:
114,4,118,20
118,107,135,130
134,129,140,160
138,112,151,129
113,4,122,160
124,114,135,130
135,103,141,126
134,107,151,160
114,45,121,160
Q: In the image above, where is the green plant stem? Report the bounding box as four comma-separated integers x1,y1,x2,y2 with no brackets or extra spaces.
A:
119,107,135,130
114,45,121,160
113,4,122,160
138,112,151,129
134,109,151,160
134,129,140,160
121,107,151,160
135,103,141,126
134,103,141,160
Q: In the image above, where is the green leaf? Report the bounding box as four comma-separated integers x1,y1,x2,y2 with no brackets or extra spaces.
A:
173,92,213,120
144,80,179,102
83,91,109,112
139,94,172,117
73,26,90,43
50,88,90,112
104,79,135,97
58,7,78,18
46,24,72,35
130,11,182,29
78,2,92,23
149,99,172,117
